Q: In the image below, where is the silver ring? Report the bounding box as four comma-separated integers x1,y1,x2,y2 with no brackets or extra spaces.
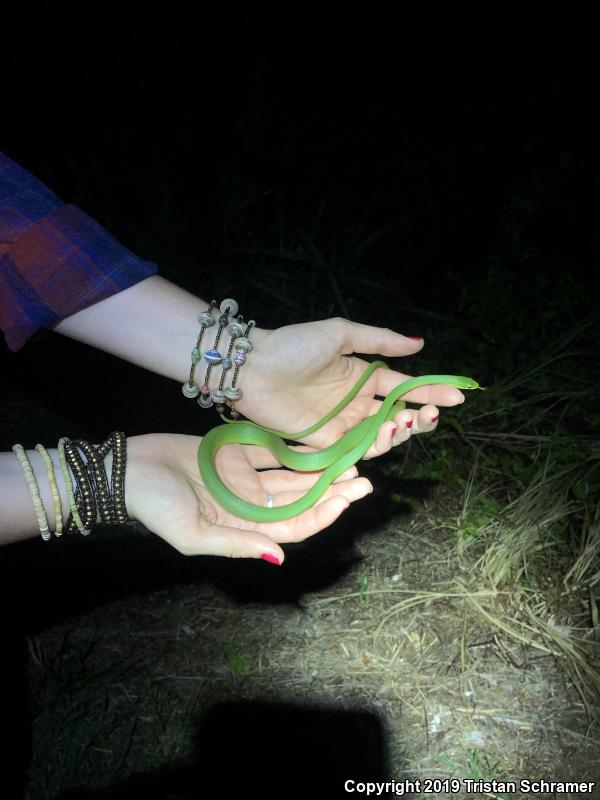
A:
265,494,275,508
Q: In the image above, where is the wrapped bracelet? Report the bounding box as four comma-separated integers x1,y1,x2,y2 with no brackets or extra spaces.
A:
66,432,131,529
63,439,97,534
58,438,92,536
61,433,133,536
72,439,113,524
108,431,130,525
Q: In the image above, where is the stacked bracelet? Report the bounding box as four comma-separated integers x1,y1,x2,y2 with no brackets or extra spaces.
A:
12,433,133,542
181,297,255,420
64,432,131,530
198,298,239,409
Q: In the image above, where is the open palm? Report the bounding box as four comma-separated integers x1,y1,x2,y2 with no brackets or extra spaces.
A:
238,318,465,454
125,433,372,563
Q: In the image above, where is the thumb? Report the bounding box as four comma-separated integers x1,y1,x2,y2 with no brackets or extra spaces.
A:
172,520,285,564
337,318,424,356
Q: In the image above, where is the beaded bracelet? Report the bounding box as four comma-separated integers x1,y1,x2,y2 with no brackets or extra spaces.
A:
107,431,130,525
12,444,51,541
197,298,239,409
223,319,255,419
63,439,98,534
72,439,113,523
34,444,63,537
211,315,246,414
13,434,132,542
181,297,257,420
58,438,92,536
64,432,131,531
182,299,218,400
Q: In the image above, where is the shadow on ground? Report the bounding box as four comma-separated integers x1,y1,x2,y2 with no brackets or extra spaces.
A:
0,475,432,800
55,701,393,799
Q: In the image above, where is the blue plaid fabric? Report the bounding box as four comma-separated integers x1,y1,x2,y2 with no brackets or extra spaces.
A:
0,151,159,351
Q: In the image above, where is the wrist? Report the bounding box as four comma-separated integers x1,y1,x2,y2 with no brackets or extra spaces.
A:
122,433,202,529
182,310,270,415
229,325,270,414
122,434,156,525
204,324,269,389
123,435,140,523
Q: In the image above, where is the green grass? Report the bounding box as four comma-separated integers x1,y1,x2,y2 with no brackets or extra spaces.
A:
223,642,250,679
436,749,514,799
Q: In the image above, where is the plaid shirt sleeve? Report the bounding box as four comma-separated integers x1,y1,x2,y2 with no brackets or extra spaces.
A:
0,151,159,351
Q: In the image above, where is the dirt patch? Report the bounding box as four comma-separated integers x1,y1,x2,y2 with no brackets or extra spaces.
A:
23,483,599,799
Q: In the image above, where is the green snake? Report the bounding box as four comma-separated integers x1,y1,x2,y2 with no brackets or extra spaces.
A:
197,360,480,521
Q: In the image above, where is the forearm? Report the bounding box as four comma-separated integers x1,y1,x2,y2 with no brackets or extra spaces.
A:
0,445,117,545
51,275,269,388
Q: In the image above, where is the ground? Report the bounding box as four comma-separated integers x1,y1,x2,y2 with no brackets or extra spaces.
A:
6,372,597,798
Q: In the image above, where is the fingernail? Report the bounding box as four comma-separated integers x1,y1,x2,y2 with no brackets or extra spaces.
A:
406,420,413,429
431,415,439,423
391,426,398,437
408,336,423,341
261,553,281,566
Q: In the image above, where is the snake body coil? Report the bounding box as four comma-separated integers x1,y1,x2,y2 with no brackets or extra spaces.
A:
197,360,479,521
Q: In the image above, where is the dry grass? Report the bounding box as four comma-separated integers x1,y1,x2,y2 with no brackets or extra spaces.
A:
23,452,600,799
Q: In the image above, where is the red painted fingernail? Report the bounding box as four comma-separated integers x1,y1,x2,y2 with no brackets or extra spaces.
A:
408,336,423,341
431,415,439,423
261,553,281,566
391,426,398,437
406,420,413,429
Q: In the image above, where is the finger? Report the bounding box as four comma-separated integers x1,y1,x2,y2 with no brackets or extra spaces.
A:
360,400,443,459
360,408,414,460
412,404,440,433
242,444,286,469
173,520,286,564
336,318,424,358
386,404,439,439
262,475,372,511
372,366,465,407
244,442,333,469
257,465,359,493
257,477,373,543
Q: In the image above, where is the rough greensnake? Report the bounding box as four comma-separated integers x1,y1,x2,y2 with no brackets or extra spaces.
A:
197,360,480,521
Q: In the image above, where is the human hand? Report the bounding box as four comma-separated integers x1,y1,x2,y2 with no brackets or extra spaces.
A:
124,433,372,562
238,318,465,455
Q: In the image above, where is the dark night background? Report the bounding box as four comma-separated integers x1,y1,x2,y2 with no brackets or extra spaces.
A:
1,2,599,798
2,2,598,435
